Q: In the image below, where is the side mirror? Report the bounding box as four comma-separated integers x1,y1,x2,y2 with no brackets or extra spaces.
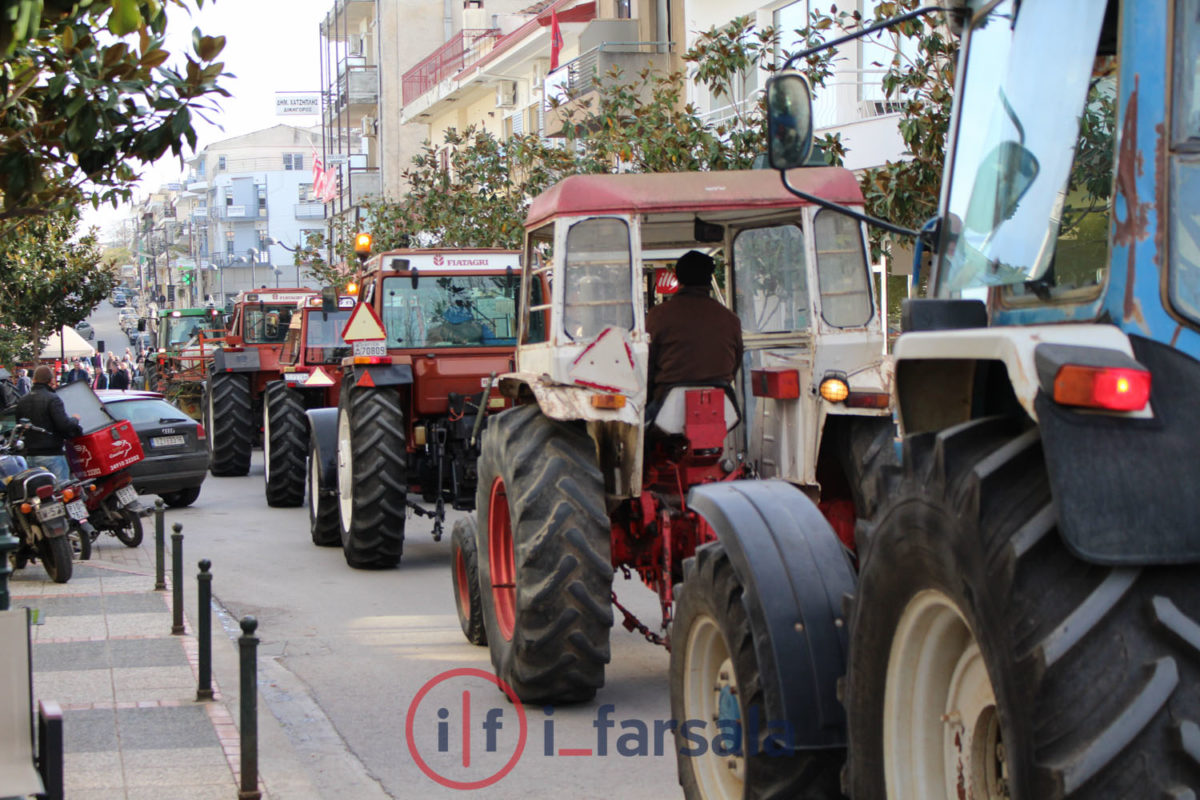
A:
410,267,419,290
137,319,146,332
321,286,337,312
767,71,815,171
964,141,1040,234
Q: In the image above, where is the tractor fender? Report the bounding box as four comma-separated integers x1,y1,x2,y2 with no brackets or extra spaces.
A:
211,347,261,373
306,408,339,490
687,479,853,748
498,373,642,424
342,363,413,388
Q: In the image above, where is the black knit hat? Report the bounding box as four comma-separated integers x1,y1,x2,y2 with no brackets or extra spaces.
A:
675,250,715,286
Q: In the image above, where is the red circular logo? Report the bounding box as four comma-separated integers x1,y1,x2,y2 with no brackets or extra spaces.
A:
404,667,528,790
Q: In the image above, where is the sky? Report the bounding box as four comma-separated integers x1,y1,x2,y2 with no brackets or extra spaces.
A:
82,0,335,239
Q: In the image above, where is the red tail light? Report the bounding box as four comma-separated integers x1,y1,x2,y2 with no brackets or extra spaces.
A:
196,424,207,440
36,484,55,499
1053,365,1151,412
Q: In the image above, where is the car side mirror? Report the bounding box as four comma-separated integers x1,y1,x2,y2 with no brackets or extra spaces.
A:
767,71,815,171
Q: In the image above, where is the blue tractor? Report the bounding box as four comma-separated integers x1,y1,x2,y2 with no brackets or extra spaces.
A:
669,2,1200,798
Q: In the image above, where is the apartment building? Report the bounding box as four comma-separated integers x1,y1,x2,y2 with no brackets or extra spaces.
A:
179,125,327,304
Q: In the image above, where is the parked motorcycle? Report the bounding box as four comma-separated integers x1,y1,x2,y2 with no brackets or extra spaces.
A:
80,469,143,548
1,422,94,583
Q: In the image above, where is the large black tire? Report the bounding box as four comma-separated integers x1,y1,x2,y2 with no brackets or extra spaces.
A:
671,542,844,800
846,416,1200,799
475,404,613,704
205,372,252,476
161,486,201,508
263,381,306,507
112,509,143,547
38,534,72,583
336,386,406,569
450,516,487,646
307,435,340,547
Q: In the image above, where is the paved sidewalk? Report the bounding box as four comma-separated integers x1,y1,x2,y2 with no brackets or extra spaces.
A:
9,532,258,800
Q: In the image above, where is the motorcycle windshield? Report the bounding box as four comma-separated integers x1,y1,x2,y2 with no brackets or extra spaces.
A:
936,0,1108,294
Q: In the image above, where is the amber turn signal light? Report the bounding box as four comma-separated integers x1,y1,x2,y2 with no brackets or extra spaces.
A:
1053,365,1150,412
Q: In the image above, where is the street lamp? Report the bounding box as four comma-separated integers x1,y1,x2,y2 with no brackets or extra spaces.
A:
272,268,282,288
266,237,302,286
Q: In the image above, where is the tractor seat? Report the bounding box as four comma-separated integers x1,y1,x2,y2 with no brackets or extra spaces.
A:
650,384,740,437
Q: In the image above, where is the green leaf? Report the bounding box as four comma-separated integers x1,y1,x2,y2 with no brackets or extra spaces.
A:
108,0,142,36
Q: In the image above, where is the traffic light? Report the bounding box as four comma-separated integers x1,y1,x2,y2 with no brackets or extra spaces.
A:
181,269,193,285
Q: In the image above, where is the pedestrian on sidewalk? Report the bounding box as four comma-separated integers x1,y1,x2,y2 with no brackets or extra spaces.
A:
109,361,130,391
15,368,31,396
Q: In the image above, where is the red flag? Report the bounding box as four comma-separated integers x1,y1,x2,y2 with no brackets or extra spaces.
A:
311,150,327,201
550,10,563,71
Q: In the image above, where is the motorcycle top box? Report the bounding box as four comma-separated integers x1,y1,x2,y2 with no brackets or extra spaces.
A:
58,381,145,479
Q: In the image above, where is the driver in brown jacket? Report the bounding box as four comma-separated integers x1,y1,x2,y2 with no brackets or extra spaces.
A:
645,250,743,404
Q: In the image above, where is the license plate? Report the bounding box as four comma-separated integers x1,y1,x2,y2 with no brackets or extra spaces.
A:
36,502,65,521
352,340,387,357
117,485,138,505
67,500,88,521
151,435,186,448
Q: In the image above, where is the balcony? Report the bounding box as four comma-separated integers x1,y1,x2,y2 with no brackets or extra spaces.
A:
212,205,258,221
543,42,671,135
328,64,378,115
402,29,501,107
295,202,325,220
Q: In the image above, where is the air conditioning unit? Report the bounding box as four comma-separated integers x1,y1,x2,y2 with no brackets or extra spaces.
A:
496,80,518,108
361,115,377,137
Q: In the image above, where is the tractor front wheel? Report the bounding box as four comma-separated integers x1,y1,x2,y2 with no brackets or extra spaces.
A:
263,381,306,507
205,372,252,476
670,542,844,800
475,405,613,704
846,416,1200,799
336,386,406,568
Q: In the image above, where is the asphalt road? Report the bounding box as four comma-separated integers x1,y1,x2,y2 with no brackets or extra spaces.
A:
85,299,686,799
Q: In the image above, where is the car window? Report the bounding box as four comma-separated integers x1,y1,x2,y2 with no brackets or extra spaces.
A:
105,399,190,425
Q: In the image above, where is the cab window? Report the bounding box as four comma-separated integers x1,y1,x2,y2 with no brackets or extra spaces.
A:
563,218,633,341
524,224,552,345
1170,0,1200,326
732,224,808,333
814,210,873,327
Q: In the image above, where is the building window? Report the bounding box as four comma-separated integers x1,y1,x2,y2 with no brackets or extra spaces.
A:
616,0,631,18
283,153,304,171
258,232,269,255
225,193,233,207
258,185,266,216
299,183,313,202
225,231,235,255
218,155,226,171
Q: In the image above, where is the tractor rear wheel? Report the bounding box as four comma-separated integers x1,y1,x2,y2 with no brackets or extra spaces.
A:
475,405,612,704
671,542,844,800
205,372,252,476
336,385,406,569
451,516,487,646
263,381,306,507
846,416,1200,799
307,435,339,547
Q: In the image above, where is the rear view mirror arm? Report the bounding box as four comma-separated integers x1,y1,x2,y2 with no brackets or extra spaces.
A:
778,170,923,239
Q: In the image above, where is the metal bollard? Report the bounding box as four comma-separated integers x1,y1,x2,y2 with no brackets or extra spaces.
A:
0,521,16,611
170,523,184,635
153,499,165,591
196,559,213,701
238,616,261,800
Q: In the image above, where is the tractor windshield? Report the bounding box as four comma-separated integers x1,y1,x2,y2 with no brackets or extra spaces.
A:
163,315,214,348
242,305,295,344
379,275,519,348
937,0,1110,295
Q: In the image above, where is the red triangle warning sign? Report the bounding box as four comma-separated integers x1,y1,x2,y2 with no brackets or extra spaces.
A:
357,370,376,388
341,302,387,342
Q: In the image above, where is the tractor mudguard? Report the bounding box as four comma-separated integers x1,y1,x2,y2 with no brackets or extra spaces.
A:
1037,335,1200,565
306,408,339,490
343,364,413,388
687,480,854,749
212,347,261,373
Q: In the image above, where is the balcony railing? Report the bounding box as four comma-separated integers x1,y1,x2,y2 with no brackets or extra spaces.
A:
402,29,500,106
295,202,325,219
544,42,671,101
330,64,378,111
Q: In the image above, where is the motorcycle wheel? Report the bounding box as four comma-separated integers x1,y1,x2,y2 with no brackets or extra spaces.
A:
69,524,91,561
113,510,143,548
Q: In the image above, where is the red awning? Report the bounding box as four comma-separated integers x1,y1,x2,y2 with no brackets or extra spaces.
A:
537,2,596,25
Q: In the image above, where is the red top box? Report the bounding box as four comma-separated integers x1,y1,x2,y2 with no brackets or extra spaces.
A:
67,420,144,479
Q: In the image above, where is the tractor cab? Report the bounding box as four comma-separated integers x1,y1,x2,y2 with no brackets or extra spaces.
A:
503,169,892,501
